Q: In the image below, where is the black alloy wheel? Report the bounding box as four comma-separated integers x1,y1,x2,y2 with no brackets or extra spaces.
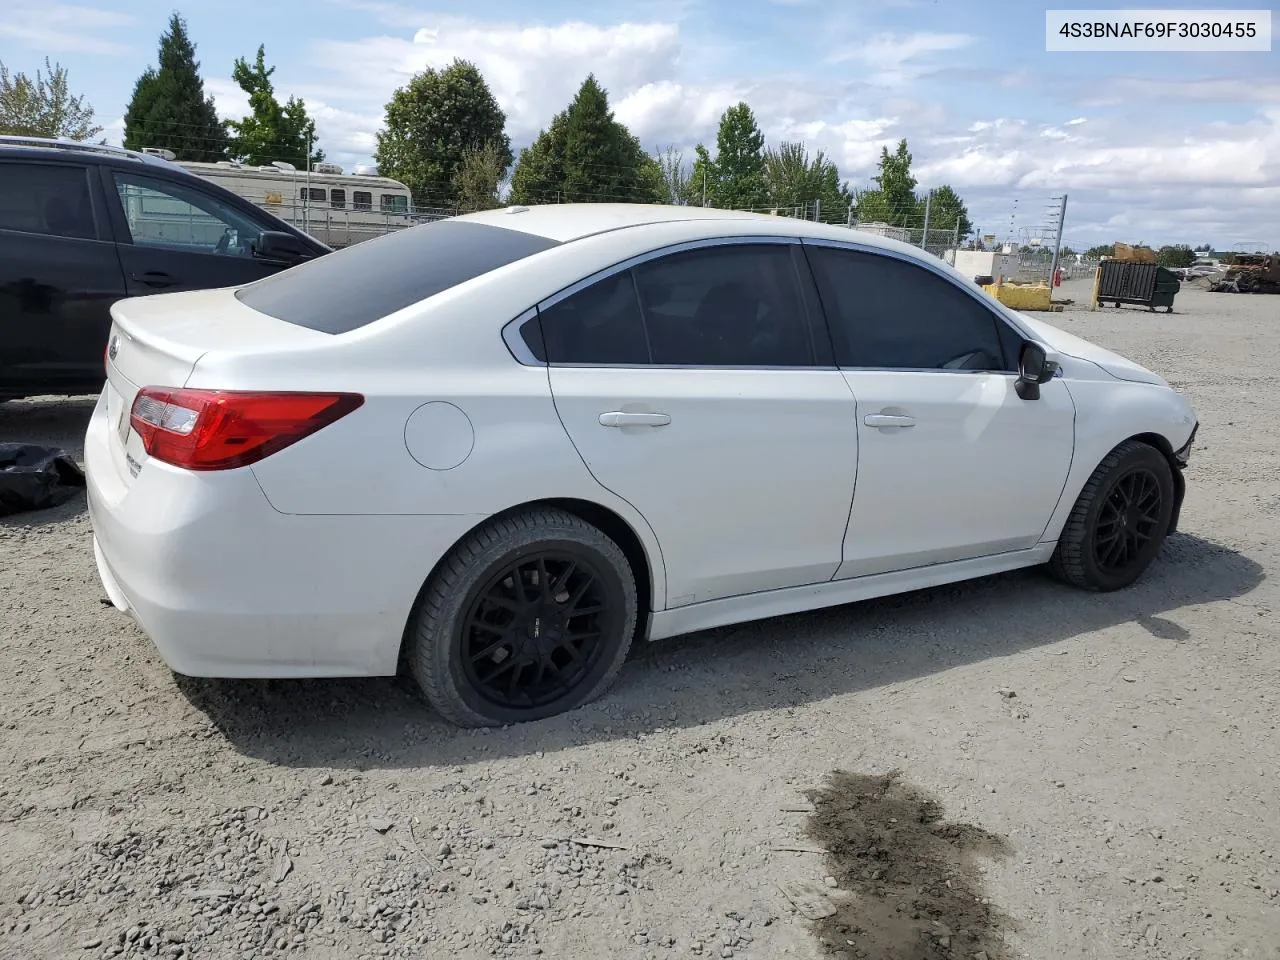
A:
1049,439,1175,592
407,507,638,727
1092,467,1164,575
460,551,619,711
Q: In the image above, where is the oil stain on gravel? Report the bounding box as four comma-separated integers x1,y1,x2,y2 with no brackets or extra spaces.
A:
802,770,1013,960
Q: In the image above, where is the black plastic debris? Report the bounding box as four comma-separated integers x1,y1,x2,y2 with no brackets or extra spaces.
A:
0,443,86,517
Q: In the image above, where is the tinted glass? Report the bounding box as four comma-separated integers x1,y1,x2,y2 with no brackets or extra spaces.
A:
632,244,813,366
808,246,1011,371
114,171,271,257
0,163,95,240
537,271,649,365
236,219,561,334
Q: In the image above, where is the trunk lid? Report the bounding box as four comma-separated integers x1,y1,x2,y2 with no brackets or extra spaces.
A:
102,287,331,486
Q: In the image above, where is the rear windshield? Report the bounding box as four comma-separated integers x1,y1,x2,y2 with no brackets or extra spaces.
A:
235,219,562,334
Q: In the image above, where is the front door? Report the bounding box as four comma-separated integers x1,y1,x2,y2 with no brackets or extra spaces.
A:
540,241,859,607
101,168,295,296
803,242,1075,579
0,160,127,394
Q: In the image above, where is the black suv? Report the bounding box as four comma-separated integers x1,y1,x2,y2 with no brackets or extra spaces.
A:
0,136,331,401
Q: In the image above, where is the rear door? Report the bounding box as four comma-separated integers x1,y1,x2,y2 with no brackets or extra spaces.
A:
539,239,859,608
99,166,309,296
0,159,127,395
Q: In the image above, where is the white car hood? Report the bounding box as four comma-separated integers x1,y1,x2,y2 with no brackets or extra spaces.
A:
1014,312,1169,386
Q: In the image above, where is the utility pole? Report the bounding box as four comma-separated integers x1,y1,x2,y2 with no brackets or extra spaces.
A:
920,189,931,250
701,168,707,207
303,131,312,235
813,198,821,223
1048,193,1069,289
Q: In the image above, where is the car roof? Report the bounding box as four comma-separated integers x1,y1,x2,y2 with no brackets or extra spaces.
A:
452,202,919,254
0,135,183,171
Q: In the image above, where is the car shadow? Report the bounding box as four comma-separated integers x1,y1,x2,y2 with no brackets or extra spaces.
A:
174,531,1264,770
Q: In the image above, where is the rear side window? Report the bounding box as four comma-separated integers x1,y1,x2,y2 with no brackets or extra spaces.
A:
807,246,1012,372
538,272,650,364
0,163,96,240
235,219,561,334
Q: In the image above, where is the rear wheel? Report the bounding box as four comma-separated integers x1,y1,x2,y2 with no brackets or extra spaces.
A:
407,507,637,727
1049,440,1175,591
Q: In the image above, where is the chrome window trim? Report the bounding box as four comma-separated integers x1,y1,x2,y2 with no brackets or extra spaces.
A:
500,235,838,370
799,235,1032,374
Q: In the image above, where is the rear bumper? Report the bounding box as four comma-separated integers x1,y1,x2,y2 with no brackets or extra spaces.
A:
85,391,485,678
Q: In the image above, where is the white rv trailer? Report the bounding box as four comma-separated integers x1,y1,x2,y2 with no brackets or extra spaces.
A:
171,156,438,248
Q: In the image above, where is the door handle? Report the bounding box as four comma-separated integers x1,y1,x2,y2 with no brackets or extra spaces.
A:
599,411,671,428
133,271,174,288
863,413,916,429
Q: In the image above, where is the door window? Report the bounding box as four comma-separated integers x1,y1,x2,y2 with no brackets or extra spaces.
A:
807,246,1013,371
113,172,270,258
533,243,816,367
0,163,96,240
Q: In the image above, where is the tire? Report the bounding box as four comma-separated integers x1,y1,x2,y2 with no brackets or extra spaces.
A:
407,507,638,727
1049,440,1175,592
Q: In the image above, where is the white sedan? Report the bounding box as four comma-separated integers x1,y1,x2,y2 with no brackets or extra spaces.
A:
85,203,1199,727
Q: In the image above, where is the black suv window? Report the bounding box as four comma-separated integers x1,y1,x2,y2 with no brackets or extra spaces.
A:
0,163,96,240
113,171,271,257
534,243,815,367
807,246,1012,371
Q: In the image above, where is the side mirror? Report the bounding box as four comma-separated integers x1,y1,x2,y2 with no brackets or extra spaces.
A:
252,230,313,266
1015,342,1059,400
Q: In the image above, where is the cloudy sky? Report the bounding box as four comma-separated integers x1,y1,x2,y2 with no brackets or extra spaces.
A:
4,0,1277,249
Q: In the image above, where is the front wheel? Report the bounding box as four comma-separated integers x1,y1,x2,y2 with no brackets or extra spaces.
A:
1049,440,1175,591
407,507,638,727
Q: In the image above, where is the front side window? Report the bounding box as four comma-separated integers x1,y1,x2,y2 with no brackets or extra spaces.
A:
113,172,269,257
0,162,96,240
807,246,1012,371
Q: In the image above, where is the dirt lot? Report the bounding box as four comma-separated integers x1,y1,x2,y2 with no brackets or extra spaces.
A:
2,279,1278,960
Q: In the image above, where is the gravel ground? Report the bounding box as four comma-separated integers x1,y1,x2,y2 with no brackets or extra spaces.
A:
2,279,1278,960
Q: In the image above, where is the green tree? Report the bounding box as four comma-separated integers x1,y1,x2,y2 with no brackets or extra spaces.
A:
375,59,511,207
1085,244,1115,259
709,102,767,209
1157,244,1195,268
763,141,852,219
508,75,665,205
224,45,323,168
454,140,507,212
0,57,102,140
855,138,919,224
918,184,971,237
123,13,227,161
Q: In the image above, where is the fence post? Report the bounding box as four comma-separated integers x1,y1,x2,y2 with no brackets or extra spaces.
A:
920,190,931,250
813,198,821,223
1048,193,1068,292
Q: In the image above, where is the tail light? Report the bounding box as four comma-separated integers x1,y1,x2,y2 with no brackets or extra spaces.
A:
129,388,364,471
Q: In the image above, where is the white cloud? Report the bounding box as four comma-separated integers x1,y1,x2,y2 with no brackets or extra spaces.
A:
0,2,134,56
285,13,1276,246
829,31,975,85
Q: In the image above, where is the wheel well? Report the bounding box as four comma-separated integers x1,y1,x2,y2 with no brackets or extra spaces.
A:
1126,432,1186,533
397,498,657,672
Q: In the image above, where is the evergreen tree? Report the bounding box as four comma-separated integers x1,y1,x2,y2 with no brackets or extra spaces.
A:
508,75,665,205
123,13,227,161
709,103,767,209
225,45,323,168
916,184,972,237
763,141,852,219
683,143,717,206
375,59,511,207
